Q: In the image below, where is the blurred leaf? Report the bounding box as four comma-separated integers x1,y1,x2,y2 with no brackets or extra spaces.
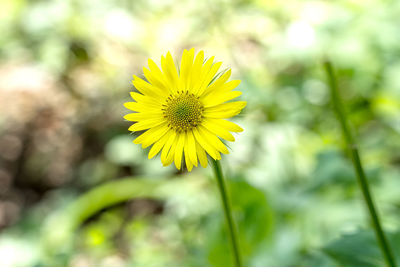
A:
322,230,400,266
313,150,356,186
307,150,380,192
40,176,200,265
69,40,90,64
207,179,274,267
104,135,143,165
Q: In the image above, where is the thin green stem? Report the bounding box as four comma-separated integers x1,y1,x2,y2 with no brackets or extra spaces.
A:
211,159,243,267
323,60,397,267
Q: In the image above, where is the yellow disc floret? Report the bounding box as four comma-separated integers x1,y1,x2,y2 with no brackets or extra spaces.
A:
163,91,204,132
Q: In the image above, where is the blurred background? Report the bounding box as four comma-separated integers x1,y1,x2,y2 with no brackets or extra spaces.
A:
1,0,400,266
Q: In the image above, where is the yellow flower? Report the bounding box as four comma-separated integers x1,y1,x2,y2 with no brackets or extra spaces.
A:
124,49,246,171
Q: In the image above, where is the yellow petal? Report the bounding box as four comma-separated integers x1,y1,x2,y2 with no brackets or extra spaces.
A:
197,126,229,154
203,91,242,108
164,136,178,167
201,69,232,96
202,119,235,142
124,112,162,122
174,133,186,170
130,92,161,108
124,102,160,113
148,131,171,159
161,131,177,166
186,131,198,167
192,56,215,94
128,118,165,131
206,101,247,112
207,118,243,132
161,52,179,92
192,127,221,160
147,58,164,77
133,123,169,148
204,79,240,98
195,141,208,168
184,135,194,171
179,48,195,90
189,51,204,90
132,75,167,98
204,110,241,119
203,101,246,119
144,59,171,94
196,61,222,96
186,160,193,171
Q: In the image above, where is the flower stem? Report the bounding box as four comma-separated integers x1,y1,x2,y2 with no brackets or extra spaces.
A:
323,60,397,267
211,159,243,267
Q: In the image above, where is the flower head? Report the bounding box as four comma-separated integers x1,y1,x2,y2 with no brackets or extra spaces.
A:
124,49,246,171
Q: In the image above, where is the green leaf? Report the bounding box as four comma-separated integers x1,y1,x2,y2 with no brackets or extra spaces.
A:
307,150,380,192
207,179,274,267
40,177,198,265
322,230,400,266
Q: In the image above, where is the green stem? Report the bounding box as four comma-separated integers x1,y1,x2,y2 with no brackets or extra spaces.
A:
211,159,243,267
323,60,397,267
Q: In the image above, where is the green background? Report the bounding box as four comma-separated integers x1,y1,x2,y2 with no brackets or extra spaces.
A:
0,0,400,266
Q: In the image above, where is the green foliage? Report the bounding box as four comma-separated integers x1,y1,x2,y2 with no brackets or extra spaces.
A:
322,230,400,267
40,177,190,266
307,150,380,192
1,0,400,266
207,179,274,266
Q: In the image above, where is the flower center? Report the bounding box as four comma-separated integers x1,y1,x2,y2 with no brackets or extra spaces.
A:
163,91,204,132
